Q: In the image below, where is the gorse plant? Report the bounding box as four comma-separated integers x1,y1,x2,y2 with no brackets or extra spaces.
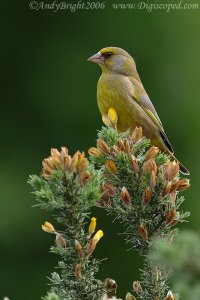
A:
28,118,190,300
28,149,105,300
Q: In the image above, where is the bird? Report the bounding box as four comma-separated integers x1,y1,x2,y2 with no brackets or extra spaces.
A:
87,46,189,175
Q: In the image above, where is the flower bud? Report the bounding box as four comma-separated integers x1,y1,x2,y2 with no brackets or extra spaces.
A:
55,234,66,248
104,278,117,296
102,182,116,196
170,180,179,193
143,158,157,175
88,217,97,235
125,139,131,154
120,186,131,207
165,290,175,300
166,209,177,224
42,221,56,234
118,138,125,151
75,263,82,279
75,239,84,258
88,230,104,255
102,114,112,127
105,160,118,174
131,155,139,173
164,161,179,181
69,156,79,172
133,281,142,292
60,146,68,158
97,139,110,154
108,107,118,126
132,126,143,143
63,155,72,170
150,170,156,189
112,145,121,155
79,171,91,186
142,188,152,205
177,178,190,191
162,182,172,198
51,148,61,160
145,146,159,161
77,158,88,173
88,147,102,157
138,224,148,241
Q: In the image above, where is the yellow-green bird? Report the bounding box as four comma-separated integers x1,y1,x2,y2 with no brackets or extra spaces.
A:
87,46,189,175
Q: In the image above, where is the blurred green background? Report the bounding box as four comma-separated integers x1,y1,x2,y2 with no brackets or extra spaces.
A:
1,0,199,299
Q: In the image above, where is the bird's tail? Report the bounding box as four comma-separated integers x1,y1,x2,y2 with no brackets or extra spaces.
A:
168,152,190,175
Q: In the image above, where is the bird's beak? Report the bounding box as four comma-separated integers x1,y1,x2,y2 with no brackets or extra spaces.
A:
87,52,104,65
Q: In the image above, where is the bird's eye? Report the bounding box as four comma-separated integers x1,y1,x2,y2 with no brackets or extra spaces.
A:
102,52,113,59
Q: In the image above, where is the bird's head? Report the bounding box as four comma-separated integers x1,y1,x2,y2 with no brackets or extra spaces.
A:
87,47,136,76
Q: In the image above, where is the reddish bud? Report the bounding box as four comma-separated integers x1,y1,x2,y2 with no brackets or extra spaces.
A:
118,138,125,151
75,263,82,279
125,139,131,154
177,178,190,191
143,158,157,175
132,126,143,143
138,224,148,241
112,145,121,155
131,155,139,173
166,209,177,224
164,161,179,181
162,182,172,198
120,186,131,207
142,188,152,205
133,281,142,292
88,147,102,157
170,180,180,193
79,171,91,186
102,182,116,196
75,240,84,258
97,139,110,154
145,146,159,161
150,170,156,189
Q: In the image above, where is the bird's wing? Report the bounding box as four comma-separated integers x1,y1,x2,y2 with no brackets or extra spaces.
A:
129,76,174,153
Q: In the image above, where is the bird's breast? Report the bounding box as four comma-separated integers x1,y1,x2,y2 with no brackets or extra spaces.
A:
97,73,139,131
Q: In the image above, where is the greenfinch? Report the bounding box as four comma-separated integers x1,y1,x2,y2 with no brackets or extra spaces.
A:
88,47,189,175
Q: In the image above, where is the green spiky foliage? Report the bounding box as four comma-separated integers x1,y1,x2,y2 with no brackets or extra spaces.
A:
151,231,200,300
89,126,190,300
28,148,105,300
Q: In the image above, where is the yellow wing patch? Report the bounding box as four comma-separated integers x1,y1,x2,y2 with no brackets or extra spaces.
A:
132,90,163,130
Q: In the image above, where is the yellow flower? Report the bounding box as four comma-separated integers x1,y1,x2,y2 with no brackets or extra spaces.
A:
88,217,97,234
88,230,104,255
108,107,118,126
41,221,56,233
92,229,104,242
